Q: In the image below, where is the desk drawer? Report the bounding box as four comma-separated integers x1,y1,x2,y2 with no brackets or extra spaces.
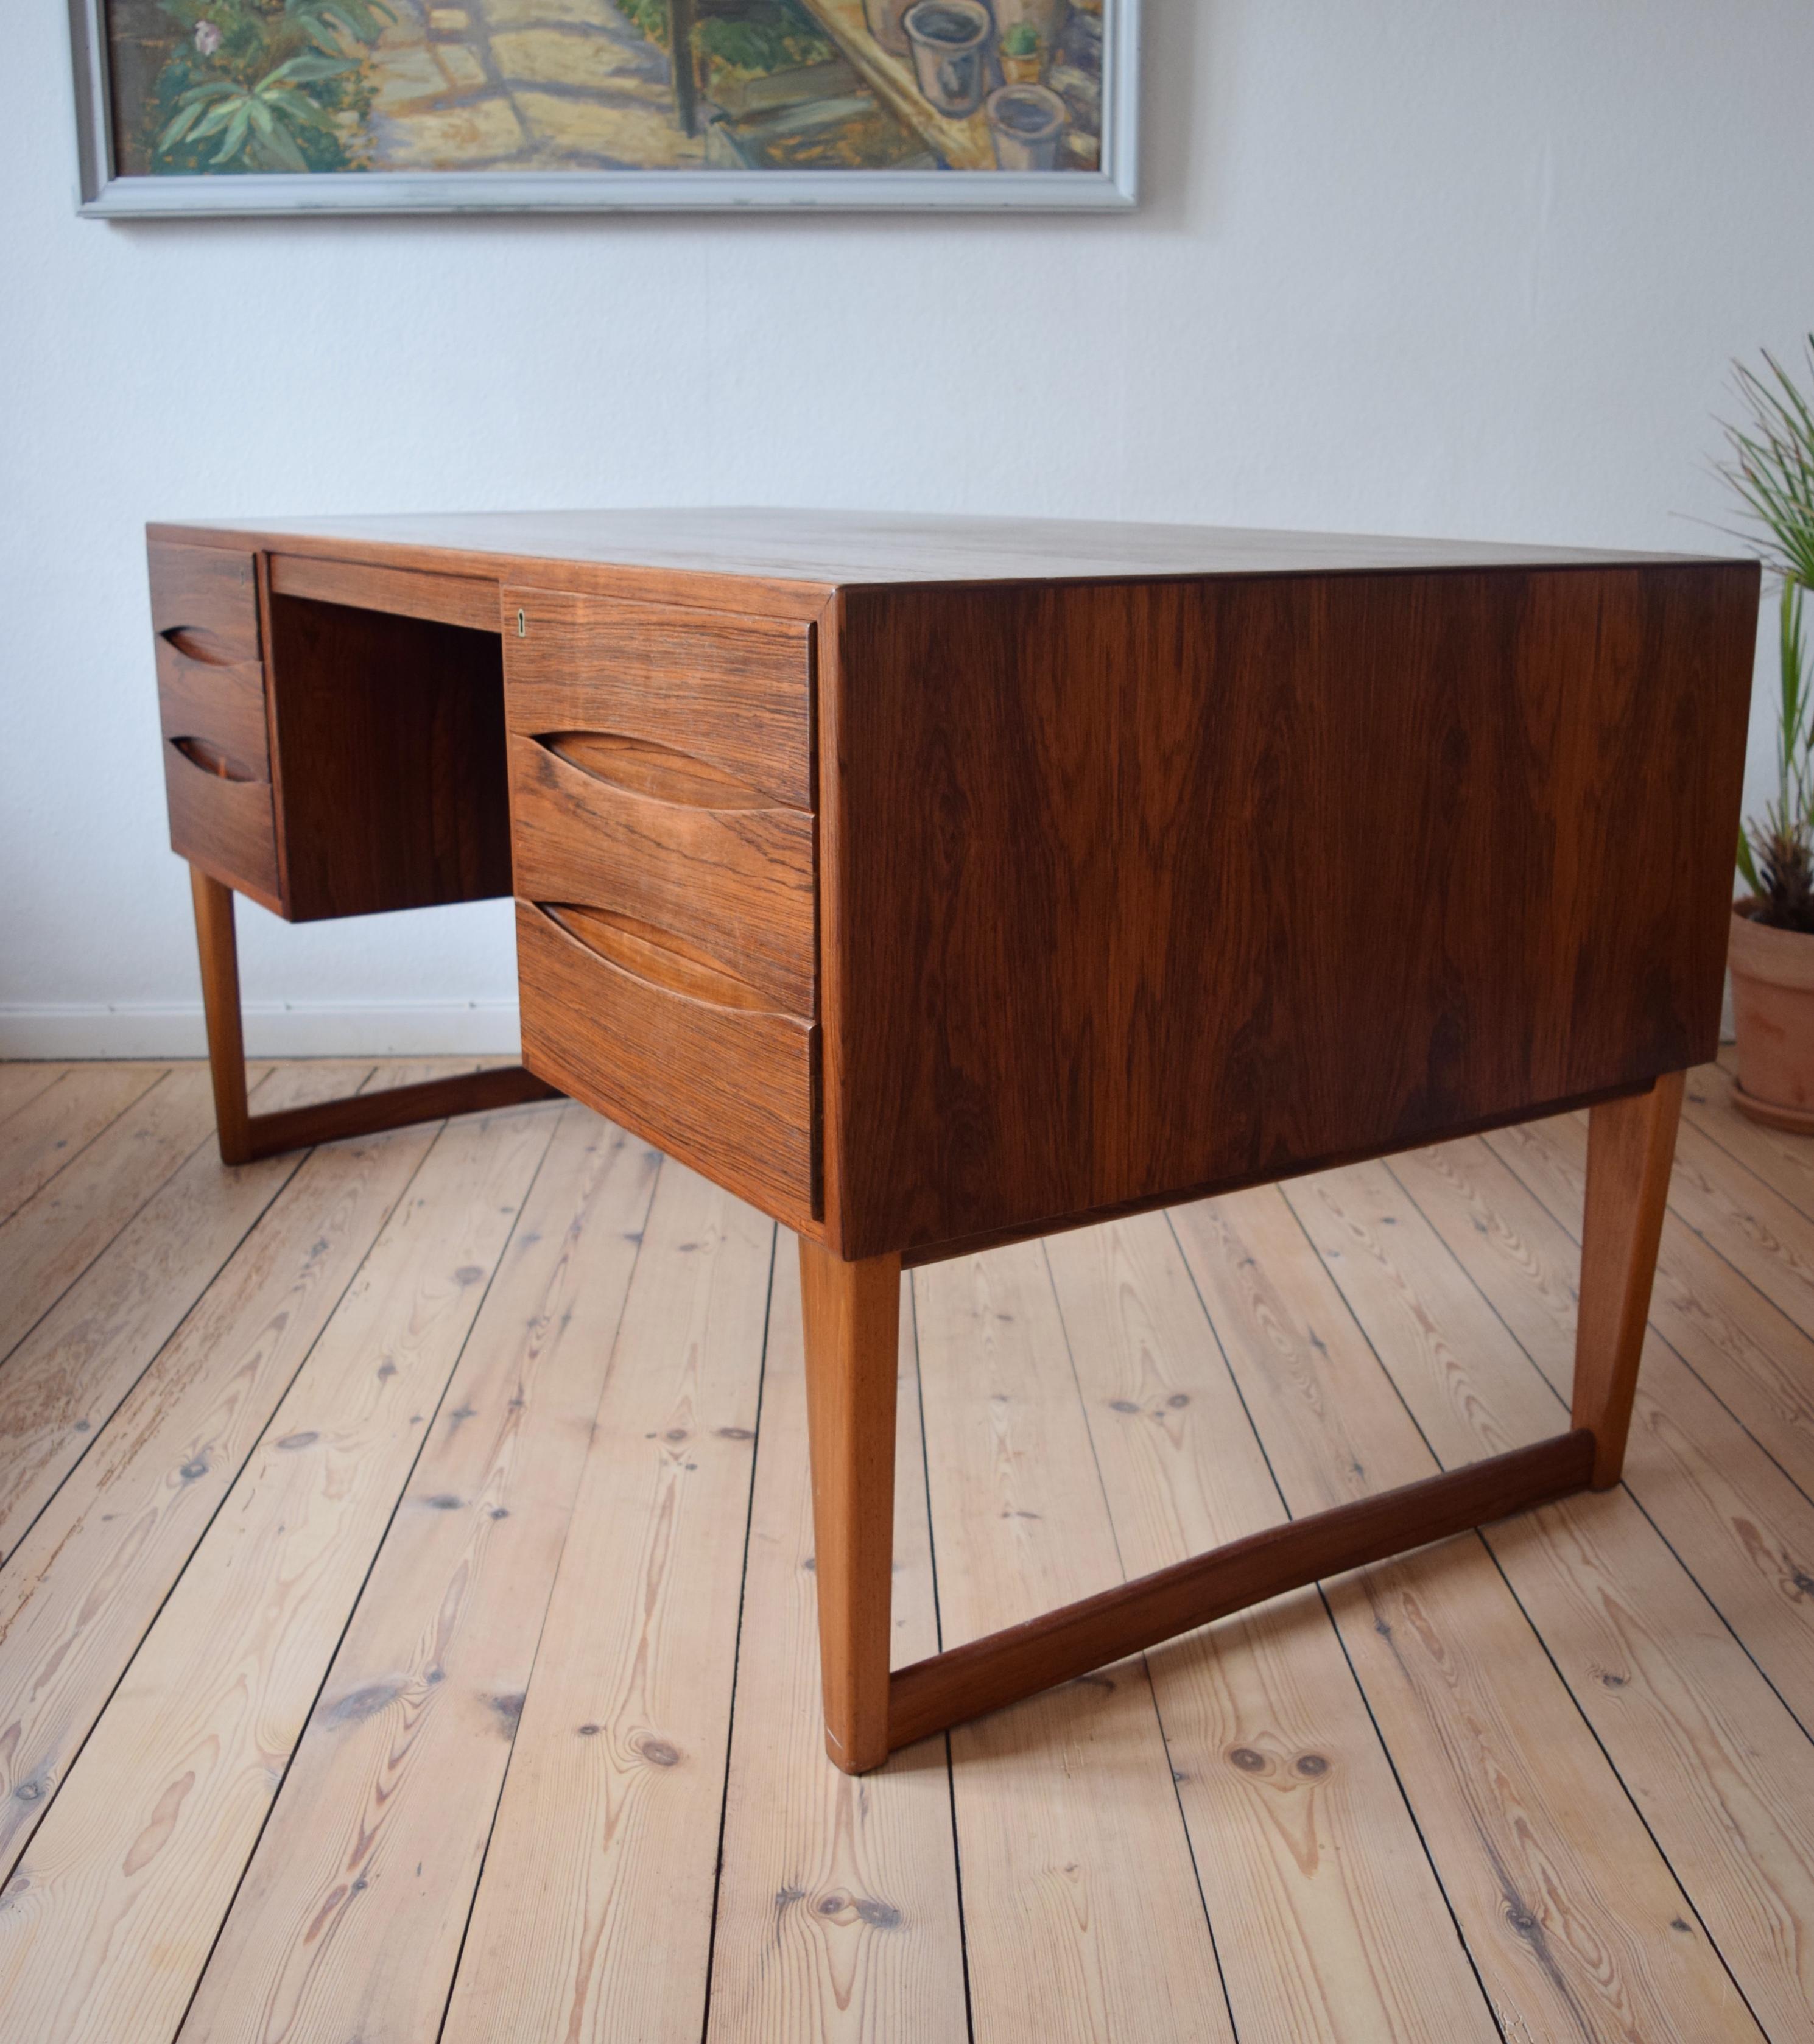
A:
156,639,270,782
516,901,818,1229
149,541,262,664
503,588,814,810
508,731,815,1017
149,540,279,905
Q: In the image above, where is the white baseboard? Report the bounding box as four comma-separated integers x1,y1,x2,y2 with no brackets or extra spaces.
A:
0,1001,523,1060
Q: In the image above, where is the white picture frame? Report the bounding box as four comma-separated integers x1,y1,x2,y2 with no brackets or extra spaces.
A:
68,0,1138,216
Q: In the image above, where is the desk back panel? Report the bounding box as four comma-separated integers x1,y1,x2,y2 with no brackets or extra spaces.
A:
825,563,1760,1260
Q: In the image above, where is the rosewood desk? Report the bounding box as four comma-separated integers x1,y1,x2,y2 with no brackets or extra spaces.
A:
144,508,1759,1772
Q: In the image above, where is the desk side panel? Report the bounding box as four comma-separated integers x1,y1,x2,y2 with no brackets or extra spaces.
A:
826,564,1759,1260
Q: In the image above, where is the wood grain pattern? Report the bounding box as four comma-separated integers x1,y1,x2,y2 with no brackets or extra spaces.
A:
440,1162,772,2044
155,641,271,782
0,1064,164,1231
164,740,281,911
508,730,816,1016
0,1069,445,1873
267,552,501,634
517,901,819,1232
504,585,815,811
911,1241,1236,2044
826,566,1756,1259
799,1240,901,1771
1172,1185,1760,2043
0,1101,553,2043
178,1108,659,2044
705,1257,967,2042
0,1060,375,1562
1572,1075,1685,1484
0,1066,222,1355
148,540,261,663
1286,1155,1814,2039
264,595,512,923
1046,1213,1501,2044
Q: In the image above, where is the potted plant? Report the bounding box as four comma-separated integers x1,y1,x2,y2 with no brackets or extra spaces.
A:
1000,21,1042,82
1719,339,1814,1129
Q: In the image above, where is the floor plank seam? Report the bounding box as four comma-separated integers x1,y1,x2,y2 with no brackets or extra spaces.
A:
906,1274,977,2044
0,1115,313,1572
0,1077,210,1369
174,1099,565,2044
432,1125,666,2044
0,1105,450,1894
1477,1134,1814,1518
1379,1154,1814,1755
696,1215,779,2044
1312,1577,1510,2043
0,1067,167,1233
1038,1235,1242,2042
1470,1530,1773,2041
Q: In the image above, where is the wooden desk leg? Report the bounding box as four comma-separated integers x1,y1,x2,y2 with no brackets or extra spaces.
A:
1571,1070,1686,1488
800,1237,902,1774
187,864,561,1165
191,867,255,1164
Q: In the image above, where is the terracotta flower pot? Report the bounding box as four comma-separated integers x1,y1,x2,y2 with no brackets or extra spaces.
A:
1729,898,1814,1131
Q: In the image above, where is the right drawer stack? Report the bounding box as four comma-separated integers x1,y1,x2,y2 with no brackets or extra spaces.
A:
503,588,821,1232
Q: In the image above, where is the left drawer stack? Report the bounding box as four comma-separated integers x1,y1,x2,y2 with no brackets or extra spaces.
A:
150,541,280,908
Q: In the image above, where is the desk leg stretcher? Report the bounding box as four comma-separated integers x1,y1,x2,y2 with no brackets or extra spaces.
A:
189,866,558,1165
799,1073,1687,1774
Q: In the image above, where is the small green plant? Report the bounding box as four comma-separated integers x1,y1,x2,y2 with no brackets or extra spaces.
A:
1002,21,1039,56
149,0,392,174
1718,338,1814,933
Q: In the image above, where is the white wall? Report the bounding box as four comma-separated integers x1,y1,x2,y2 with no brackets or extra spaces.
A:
3,0,1809,1055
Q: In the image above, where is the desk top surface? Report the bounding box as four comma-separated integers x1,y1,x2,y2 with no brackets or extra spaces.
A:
152,506,1735,589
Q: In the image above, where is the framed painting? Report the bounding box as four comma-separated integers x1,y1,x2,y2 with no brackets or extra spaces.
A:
68,0,1138,213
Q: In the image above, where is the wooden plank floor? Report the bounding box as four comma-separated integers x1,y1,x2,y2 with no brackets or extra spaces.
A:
0,1054,1810,2041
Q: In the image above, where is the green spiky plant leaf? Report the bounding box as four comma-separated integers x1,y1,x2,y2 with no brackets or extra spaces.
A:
1718,341,1814,932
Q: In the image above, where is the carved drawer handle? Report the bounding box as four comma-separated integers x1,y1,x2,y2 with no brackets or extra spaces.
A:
169,734,260,784
537,902,795,1017
538,732,781,813
159,625,239,666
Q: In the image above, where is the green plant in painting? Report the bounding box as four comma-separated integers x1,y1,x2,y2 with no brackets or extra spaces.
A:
616,0,833,79
149,0,393,174
1718,338,1814,932
1002,21,1039,56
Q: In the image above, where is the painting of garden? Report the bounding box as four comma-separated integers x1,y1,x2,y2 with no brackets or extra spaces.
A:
102,0,1109,177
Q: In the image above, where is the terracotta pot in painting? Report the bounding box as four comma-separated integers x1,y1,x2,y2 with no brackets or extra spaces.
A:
863,0,916,57
993,0,1069,47
1729,898,1814,1131
986,83,1066,168
903,1,992,117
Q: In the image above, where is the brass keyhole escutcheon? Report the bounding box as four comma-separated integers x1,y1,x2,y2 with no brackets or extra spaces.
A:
516,608,527,637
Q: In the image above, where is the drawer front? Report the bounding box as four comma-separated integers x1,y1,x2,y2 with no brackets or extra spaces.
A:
156,639,270,782
161,740,280,904
149,539,279,905
504,588,814,809
517,902,818,1229
149,541,262,664
508,731,815,1016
